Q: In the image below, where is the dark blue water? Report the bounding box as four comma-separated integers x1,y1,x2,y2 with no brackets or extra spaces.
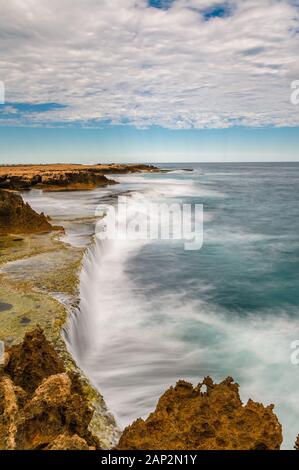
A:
130,163,299,312
63,163,299,449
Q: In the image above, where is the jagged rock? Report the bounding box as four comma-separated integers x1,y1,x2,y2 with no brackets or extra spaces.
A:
117,377,283,450
46,434,92,450
15,373,94,449
0,328,291,450
0,189,61,235
4,327,65,394
0,375,19,449
0,328,101,450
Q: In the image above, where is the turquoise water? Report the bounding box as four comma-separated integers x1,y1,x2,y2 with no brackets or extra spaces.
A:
55,163,299,449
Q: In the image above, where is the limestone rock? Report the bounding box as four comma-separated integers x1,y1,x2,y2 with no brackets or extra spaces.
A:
4,326,65,394
0,327,101,450
46,434,92,450
0,375,20,449
15,373,94,449
117,377,283,450
0,189,60,235
0,164,160,192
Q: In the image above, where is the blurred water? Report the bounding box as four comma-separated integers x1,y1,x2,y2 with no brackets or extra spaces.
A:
31,163,299,449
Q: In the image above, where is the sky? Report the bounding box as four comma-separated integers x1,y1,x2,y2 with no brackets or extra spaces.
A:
0,0,299,163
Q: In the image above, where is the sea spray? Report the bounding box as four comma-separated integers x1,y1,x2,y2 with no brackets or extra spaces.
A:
64,164,299,449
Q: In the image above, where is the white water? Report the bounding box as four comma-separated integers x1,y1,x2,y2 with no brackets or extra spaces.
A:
63,175,299,449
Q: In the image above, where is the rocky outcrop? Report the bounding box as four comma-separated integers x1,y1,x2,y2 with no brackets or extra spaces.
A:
0,164,161,191
98,164,161,174
0,327,290,451
4,327,65,394
0,327,100,450
35,172,115,192
0,167,114,191
117,377,283,450
0,189,61,235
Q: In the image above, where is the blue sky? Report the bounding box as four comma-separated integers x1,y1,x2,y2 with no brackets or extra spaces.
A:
1,125,298,164
0,0,299,163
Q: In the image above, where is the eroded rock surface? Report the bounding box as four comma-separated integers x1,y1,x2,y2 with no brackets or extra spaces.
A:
117,377,283,450
46,434,92,450
0,327,291,451
0,327,100,450
0,164,160,191
4,326,65,394
0,189,60,235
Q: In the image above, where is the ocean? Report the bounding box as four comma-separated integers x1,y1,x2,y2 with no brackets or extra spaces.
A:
23,163,299,449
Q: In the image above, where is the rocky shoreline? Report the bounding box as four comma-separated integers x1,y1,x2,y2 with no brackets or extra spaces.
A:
0,164,161,192
0,327,108,449
0,163,297,450
0,327,294,450
0,163,163,449
0,190,63,235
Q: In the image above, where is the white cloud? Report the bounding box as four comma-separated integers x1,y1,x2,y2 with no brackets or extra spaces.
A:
0,0,298,128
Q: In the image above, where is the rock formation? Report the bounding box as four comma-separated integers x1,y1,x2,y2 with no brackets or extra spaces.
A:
0,327,100,450
0,327,291,451
117,377,283,450
0,189,61,235
4,327,65,394
0,164,161,191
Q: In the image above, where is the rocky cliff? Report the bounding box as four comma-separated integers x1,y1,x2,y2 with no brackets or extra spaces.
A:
0,164,160,191
117,377,283,450
0,327,100,450
0,190,61,235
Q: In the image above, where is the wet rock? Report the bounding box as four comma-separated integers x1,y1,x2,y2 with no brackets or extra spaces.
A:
117,377,283,450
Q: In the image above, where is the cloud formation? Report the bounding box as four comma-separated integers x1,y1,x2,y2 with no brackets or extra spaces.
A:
0,0,299,128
